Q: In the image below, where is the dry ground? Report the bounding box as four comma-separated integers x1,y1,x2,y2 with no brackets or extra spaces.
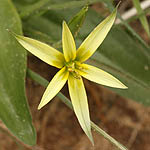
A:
0,1,150,149
0,55,150,150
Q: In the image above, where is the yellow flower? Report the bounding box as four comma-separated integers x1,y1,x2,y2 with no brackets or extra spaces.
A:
13,8,127,144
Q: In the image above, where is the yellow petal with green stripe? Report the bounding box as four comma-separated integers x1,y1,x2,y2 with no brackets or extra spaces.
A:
62,21,76,62
79,64,128,89
68,75,94,144
38,67,69,109
14,34,64,68
76,8,117,62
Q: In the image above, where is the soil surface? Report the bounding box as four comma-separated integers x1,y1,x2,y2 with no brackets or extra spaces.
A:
0,55,150,150
1,1,150,149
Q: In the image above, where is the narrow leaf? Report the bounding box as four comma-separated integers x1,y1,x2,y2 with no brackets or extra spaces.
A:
19,0,104,19
27,69,128,150
68,5,88,37
133,0,150,36
0,0,36,145
79,8,150,106
76,7,117,62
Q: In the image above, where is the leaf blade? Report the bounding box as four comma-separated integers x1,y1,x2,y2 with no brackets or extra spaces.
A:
0,0,36,145
76,7,117,62
27,68,128,150
133,0,150,36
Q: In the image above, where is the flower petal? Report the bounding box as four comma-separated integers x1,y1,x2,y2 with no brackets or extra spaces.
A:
14,33,64,68
62,21,76,62
38,67,69,109
68,75,93,144
76,8,117,62
78,64,128,89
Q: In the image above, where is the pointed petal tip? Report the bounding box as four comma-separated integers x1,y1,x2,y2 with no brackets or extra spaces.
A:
63,21,69,31
86,127,94,145
91,140,94,146
109,81,128,89
121,84,128,89
117,81,128,89
63,20,67,26
62,20,76,62
79,64,128,90
76,7,118,62
6,28,13,34
89,134,94,146
38,100,47,110
8,30,19,38
115,83,128,89
37,104,42,110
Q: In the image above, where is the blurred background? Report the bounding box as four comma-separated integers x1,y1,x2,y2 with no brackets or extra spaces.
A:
0,0,150,150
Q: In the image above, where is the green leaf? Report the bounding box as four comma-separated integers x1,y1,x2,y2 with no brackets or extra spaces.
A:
23,16,61,41
22,6,88,49
104,1,150,51
81,9,150,106
22,5,150,105
19,0,50,18
91,122,127,150
0,0,36,145
17,0,104,19
27,68,128,150
68,5,88,38
133,0,150,36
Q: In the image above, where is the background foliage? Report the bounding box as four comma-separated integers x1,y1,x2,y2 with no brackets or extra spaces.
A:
0,0,149,149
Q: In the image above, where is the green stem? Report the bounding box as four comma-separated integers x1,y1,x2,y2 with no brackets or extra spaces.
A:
127,8,150,23
104,0,150,58
27,68,128,150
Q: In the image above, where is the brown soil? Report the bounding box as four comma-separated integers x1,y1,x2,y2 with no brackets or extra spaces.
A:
1,1,150,149
0,55,150,150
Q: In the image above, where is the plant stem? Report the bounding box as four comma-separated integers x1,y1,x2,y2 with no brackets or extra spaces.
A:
104,0,150,59
27,68,128,150
126,8,150,23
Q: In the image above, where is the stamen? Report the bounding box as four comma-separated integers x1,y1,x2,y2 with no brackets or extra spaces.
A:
65,61,81,79
71,71,81,79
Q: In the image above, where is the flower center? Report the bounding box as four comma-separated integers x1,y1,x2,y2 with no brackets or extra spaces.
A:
65,61,81,79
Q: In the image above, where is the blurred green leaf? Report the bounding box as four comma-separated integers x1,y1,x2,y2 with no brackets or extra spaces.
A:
127,8,150,23
27,68,128,150
82,9,150,106
104,1,150,52
133,0,150,36
0,0,36,145
23,5,88,49
68,5,88,38
53,5,89,49
19,0,50,18
22,5,150,105
17,0,104,19
23,27,55,45
23,16,61,41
